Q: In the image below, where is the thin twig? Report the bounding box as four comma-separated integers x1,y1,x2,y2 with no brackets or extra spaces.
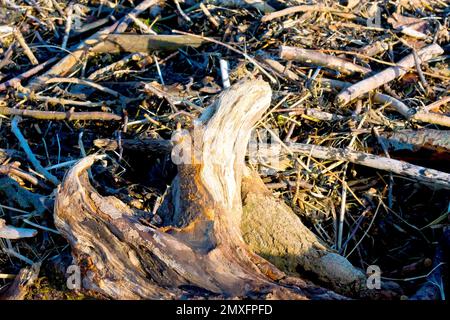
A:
10,116,60,185
199,3,220,29
0,57,58,92
13,28,39,65
61,3,74,50
45,77,122,97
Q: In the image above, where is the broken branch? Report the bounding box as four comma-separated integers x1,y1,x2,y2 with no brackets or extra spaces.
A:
0,219,37,240
335,44,444,106
282,143,450,189
280,46,371,76
0,106,122,122
10,116,60,185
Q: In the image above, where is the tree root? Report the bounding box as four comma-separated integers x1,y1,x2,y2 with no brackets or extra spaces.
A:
52,79,366,299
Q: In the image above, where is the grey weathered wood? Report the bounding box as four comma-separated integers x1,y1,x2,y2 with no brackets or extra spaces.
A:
335,44,444,106
90,34,204,53
54,79,346,300
0,219,37,240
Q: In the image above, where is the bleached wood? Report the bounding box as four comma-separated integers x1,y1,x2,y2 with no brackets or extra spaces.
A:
335,44,444,106
54,79,348,300
283,143,450,189
280,46,371,76
0,219,37,239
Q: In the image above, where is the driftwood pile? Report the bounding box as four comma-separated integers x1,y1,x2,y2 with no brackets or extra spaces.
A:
0,0,449,300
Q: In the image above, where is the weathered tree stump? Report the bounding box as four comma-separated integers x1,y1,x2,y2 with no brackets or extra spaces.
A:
54,79,364,299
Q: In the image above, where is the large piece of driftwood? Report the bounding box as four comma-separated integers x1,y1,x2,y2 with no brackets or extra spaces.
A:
54,79,351,299
335,44,444,106
280,46,371,76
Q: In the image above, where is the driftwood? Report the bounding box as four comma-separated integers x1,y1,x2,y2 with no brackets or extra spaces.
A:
0,163,39,185
282,143,450,190
371,93,414,118
412,112,450,128
44,78,123,97
280,46,371,76
357,41,389,57
256,55,304,81
88,34,204,53
1,0,446,302
13,28,39,66
26,23,119,91
367,91,450,127
200,3,220,29
335,44,444,106
0,106,122,122
86,53,150,82
173,30,277,83
0,219,37,240
424,96,450,112
54,79,358,299
317,77,450,127
240,169,366,295
15,92,118,108
379,129,450,153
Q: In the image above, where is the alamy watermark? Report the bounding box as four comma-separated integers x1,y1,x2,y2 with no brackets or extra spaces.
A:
170,124,282,176
366,265,382,290
66,265,81,290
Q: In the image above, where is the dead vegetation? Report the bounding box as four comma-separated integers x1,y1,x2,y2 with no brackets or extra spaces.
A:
0,0,449,300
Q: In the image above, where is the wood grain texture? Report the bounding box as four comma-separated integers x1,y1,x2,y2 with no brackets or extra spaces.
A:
54,79,347,300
